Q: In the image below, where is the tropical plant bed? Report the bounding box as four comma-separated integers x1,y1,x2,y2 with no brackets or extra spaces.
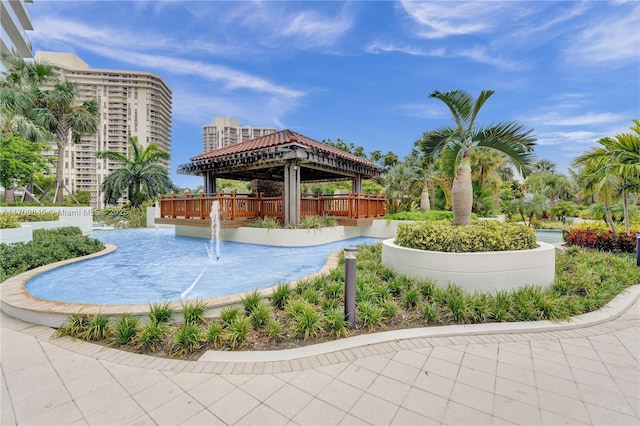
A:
51,244,640,360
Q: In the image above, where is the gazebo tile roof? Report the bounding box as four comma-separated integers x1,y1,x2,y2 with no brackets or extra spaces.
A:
190,129,374,167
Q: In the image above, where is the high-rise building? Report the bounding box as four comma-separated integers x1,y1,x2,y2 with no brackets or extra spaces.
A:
202,117,276,152
35,51,172,207
0,0,34,65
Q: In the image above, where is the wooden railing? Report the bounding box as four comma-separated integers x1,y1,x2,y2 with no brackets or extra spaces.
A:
158,192,386,221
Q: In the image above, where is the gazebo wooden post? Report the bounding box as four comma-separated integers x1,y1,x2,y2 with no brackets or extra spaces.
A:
284,160,301,225
352,174,362,194
204,171,217,194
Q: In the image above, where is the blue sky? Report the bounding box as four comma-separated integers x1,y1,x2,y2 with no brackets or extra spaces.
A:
29,1,639,188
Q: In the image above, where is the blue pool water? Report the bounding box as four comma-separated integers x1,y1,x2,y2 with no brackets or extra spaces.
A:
534,230,564,244
26,228,378,305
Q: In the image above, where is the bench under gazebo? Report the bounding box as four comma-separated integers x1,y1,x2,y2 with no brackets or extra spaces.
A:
156,130,385,228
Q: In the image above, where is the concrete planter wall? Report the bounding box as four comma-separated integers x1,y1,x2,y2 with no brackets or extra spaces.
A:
0,207,92,233
22,220,67,231
382,238,556,292
0,225,33,244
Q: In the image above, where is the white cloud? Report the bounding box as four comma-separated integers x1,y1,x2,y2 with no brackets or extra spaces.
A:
365,41,445,57
399,1,518,39
563,4,640,66
530,112,627,127
281,9,354,47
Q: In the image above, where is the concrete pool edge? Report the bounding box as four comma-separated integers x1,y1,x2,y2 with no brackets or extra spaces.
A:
0,244,341,328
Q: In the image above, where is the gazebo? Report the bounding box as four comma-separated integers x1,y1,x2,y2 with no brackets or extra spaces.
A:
156,130,385,227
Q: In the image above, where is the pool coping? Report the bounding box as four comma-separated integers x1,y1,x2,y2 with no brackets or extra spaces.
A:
0,244,340,328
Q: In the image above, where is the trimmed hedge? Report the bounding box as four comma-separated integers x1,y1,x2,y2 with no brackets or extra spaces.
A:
0,213,20,229
396,221,538,253
0,227,105,281
386,210,479,222
564,228,637,253
16,211,60,222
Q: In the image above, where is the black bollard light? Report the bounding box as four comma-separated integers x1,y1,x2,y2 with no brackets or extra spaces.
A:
344,247,358,327
636,232,640,267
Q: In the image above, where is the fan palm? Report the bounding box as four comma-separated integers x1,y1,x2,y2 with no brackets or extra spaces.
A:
420,90,536,225
96,136,171,208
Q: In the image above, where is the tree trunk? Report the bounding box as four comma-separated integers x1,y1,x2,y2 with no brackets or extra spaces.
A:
622,187,630,236
604,202,617,237
420,187,431,212
55,142,66,204
451,156,472,225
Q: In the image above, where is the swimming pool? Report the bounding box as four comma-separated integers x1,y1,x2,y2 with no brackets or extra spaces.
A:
26,228,378,305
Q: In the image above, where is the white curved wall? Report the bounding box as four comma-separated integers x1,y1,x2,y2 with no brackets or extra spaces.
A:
382,238,556,292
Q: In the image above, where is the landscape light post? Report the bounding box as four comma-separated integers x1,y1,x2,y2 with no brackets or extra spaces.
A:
636,232,639,267
344,247,358,327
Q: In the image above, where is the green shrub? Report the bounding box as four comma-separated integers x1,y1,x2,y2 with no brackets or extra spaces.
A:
219,306,241,325
226,316,250,349
266,320,282,340
171,323,202,357
206,322,224,346
0,227,104,281
92,206,148,229
396,221,537,252
249,301,271,329
291,304,323,340
149,302,173,324
324,308,349,337
241,289,263,315
270,283,292,309
114,315,139,345
182,300,207,325
15,211,60,222
245,217,281,229
403,288,420,309
136,321,168,352
55,313,91,338
0,213,20,229
357,301,384,329
422,303,439,324
386,210,478,221
78,313,111,341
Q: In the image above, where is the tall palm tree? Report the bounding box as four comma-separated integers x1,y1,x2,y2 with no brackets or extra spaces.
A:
531,159,557,175
420,89,537,224
96,136,171,208
0,54,56,142
33,81,99,203
572,120,640,235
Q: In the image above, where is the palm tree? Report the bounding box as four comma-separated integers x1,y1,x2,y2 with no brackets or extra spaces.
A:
572,120,640,235
0,54,56,142
33,81,99,203
420,90,537,224
383,162,417,214
531,159,557,175
96,136,171,208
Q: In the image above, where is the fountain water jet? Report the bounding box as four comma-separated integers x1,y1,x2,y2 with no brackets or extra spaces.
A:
182,201,222,300
205,200,222,262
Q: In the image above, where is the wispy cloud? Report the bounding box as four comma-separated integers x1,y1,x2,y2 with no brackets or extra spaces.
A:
399,1,519,39
366,41,522,71
31,17,303,100
562,3,640,66
530,112,627,127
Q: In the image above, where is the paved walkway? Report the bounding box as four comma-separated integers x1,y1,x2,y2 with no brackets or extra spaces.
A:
1,292,639,425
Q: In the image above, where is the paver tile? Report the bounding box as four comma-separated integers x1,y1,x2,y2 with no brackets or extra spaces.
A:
449,381,494,415
11,384,72,423
208,388,260,425
240,374,287,401
391,407,440,425
390,349,428,369
379,359,422,385
147,393,206,425
188,375,236,407
288,368,332,396
492,394,541,425
423,356,460,380
180,408,226,425
537,390,591,423
495,376,539,407
335,364,378,391
316,379,363,412
18,399,83,425
367,374,411,405
349,392,398,425
442,400,495,425
292,398,346,426
584,402,640,425
457,365,496,392
400,386,448,423
264,383,314,419
412,370,455,399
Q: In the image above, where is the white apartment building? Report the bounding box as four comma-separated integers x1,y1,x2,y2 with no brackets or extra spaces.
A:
35,51,172,207
0,0,34,64
202,117,276,152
